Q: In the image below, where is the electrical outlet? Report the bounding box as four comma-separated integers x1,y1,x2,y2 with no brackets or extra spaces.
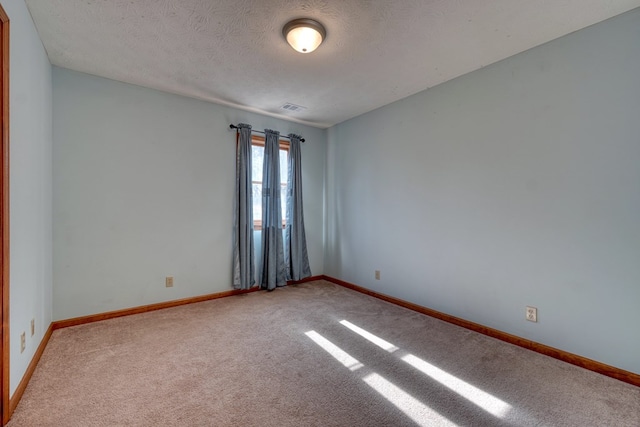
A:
20,332,26,353
526,306,538,322
375,270,381,280
31,318,35,336
166,276,174,288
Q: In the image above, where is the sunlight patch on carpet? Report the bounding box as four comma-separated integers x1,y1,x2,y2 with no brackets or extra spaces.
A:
338,319,511,419
305,329,455,426
363,373,458,427
305,330,364,371
339,320,399,352
402,354,511,418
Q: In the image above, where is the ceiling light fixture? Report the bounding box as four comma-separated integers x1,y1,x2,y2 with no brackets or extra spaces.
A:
283,18,326,53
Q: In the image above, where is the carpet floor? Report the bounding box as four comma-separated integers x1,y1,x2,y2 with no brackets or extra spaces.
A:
7,280,640,426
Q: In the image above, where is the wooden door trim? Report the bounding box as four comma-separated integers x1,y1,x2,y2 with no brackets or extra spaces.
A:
0,4,9,425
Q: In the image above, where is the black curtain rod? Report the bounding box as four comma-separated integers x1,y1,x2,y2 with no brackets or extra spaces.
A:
229,124,305,142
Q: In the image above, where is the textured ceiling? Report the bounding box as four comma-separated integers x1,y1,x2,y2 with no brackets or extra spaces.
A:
25,0,640,128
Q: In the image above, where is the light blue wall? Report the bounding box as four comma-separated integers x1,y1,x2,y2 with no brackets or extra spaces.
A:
325,10,640,374
31,2,640,380
53,68,326,320
3,0,54,395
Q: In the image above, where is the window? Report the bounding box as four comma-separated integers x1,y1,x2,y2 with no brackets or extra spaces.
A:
251,135,288,229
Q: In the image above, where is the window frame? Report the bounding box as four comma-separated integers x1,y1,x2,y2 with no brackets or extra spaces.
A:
250,135,289,230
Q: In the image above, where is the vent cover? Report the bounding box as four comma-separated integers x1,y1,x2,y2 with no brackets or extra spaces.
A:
280,102,307,113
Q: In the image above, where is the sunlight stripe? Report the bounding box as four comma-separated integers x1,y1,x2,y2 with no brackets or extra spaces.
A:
363,373,458,427
402,354,511,417
339,320,399,352
305,330,364,371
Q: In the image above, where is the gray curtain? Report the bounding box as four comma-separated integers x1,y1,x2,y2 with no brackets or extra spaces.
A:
285,134,311,281
260,129,287,290
232,123,255,290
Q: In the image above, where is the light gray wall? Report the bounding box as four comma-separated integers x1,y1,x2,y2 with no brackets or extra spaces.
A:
4,0,54,395
53,68,326,320
325,10,640,374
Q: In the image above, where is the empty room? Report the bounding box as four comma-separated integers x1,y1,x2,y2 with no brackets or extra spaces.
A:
2,0,639,425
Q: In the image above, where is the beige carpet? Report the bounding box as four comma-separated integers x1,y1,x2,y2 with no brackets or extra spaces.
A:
8,280,640,426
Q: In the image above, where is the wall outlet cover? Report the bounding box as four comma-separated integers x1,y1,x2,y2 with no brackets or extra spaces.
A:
20,332,26,353
526,306,538,322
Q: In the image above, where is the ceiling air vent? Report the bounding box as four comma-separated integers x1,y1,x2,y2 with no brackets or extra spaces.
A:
280,103,307,113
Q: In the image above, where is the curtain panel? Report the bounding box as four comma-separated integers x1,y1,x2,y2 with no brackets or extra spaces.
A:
285,134,312,281
232,123,255,289
260,129,287,290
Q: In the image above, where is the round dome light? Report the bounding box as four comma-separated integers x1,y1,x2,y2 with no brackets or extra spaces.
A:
283,18,326,53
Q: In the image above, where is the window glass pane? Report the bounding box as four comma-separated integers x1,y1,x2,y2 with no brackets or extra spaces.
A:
279,149,288,185
252,145,264,182
280,149,288,220
280,183,287,220
252,183,262,222
250,142,289,227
